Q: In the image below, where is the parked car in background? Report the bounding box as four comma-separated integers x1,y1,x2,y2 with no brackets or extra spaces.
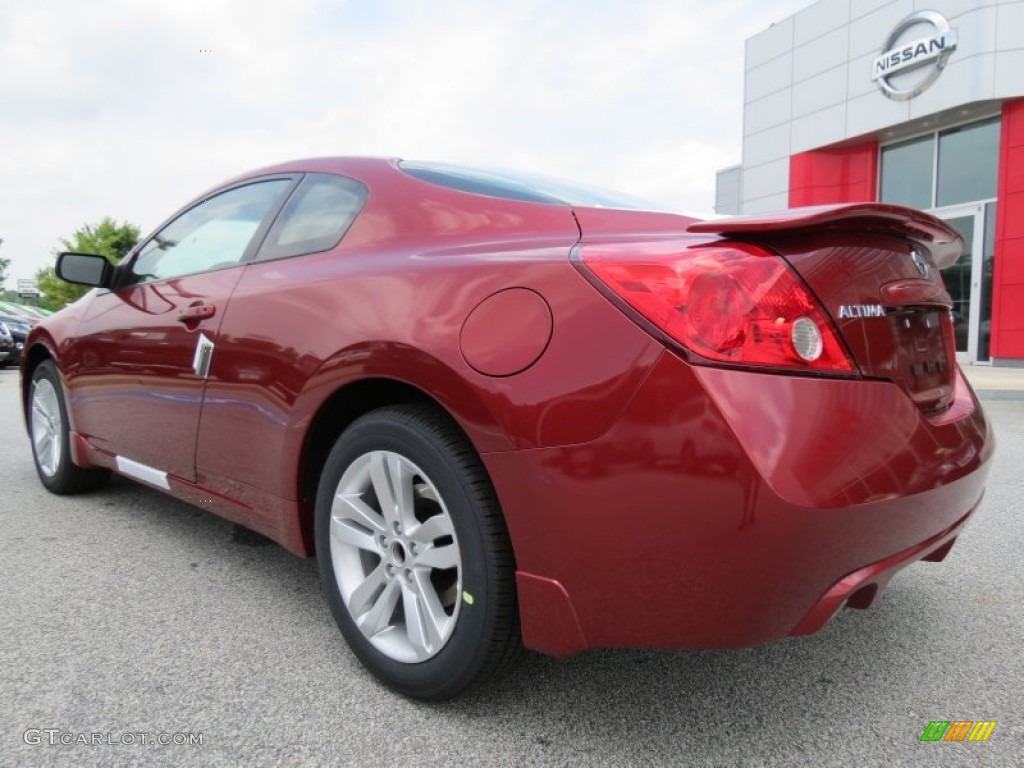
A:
21,157,993,699
0,322,13,366
0,300,49,320
0,314,29,367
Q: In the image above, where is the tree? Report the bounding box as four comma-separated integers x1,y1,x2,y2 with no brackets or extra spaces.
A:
36,218,140,311
0,254,10,288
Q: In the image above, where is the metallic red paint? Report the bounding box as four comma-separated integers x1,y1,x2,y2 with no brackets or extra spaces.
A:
460,288,553,376
515,573,587,658
493,353,990,650
789,508,975,636
688,201,964,268
23,158,993,658
764,232,958,411
61,269,247,481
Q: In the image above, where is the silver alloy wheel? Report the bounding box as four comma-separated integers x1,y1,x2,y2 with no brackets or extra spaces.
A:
31,378,63,478
329,450,462,663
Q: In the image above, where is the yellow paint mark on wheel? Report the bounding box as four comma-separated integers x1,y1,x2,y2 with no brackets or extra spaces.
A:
462,591,474,606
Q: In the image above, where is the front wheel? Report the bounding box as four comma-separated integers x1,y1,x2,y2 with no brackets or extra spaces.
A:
315,404,521,699
29,361,110,494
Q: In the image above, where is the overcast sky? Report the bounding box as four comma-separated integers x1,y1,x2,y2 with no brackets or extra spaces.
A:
0,0,811,288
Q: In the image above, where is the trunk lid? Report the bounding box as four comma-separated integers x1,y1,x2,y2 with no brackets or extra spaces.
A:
689,204,964,413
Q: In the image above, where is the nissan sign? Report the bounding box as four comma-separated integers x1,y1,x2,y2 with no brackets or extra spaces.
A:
872,10,958,101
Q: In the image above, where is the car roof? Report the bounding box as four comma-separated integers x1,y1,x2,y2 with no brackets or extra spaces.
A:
208,156,674,214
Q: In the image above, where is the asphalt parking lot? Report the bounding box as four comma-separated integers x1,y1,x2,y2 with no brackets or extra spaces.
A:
1,366,1022,767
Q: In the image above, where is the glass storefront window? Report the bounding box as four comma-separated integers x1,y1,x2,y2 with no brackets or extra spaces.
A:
880,117,1001,364
980,202,996,361
880,117,1000,210
880,135,934,209
940,215,975,355
937,118,1000,207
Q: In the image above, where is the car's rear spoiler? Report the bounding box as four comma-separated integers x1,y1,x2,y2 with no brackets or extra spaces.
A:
687,203,964,270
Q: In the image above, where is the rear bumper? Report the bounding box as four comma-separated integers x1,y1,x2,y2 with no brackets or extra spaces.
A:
787,502,976,636
485,352,993,656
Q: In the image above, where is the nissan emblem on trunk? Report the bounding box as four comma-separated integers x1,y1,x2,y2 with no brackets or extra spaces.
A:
911,247,931,278
872,10,958,101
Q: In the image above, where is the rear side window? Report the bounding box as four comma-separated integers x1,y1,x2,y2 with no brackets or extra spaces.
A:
400,163,563,205
257,174,367,261
399,161,673,211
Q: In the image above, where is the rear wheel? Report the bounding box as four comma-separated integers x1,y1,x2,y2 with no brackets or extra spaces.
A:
315,404,521,699
29,361,110,494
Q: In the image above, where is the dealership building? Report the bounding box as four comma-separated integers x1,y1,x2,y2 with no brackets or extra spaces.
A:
716,0,1024,365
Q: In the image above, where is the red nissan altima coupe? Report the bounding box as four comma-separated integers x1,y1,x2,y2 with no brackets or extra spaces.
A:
22,157,992,698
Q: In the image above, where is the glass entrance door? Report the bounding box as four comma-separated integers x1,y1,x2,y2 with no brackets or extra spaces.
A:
934,204,986,363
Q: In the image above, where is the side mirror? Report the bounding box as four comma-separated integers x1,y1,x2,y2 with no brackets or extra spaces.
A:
56,252,113,288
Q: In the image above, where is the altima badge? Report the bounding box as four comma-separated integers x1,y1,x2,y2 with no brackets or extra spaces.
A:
837,304,886,319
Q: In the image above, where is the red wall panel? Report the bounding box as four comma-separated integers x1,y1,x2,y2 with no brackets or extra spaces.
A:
992,99,1024,360
789,143,878,207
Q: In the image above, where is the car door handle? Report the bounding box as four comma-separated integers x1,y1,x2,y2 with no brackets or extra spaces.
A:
177,304,216,322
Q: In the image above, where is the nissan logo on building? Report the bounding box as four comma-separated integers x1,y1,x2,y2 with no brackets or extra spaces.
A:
872,10,958,101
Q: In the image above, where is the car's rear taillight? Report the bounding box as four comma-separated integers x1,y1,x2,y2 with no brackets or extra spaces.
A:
574,241,855,373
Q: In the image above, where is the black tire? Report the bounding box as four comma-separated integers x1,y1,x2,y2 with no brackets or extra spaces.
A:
28,361,111,494
315,404,521,699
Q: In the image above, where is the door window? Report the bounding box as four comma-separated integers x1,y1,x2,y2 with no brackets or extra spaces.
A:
126,180,290,285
